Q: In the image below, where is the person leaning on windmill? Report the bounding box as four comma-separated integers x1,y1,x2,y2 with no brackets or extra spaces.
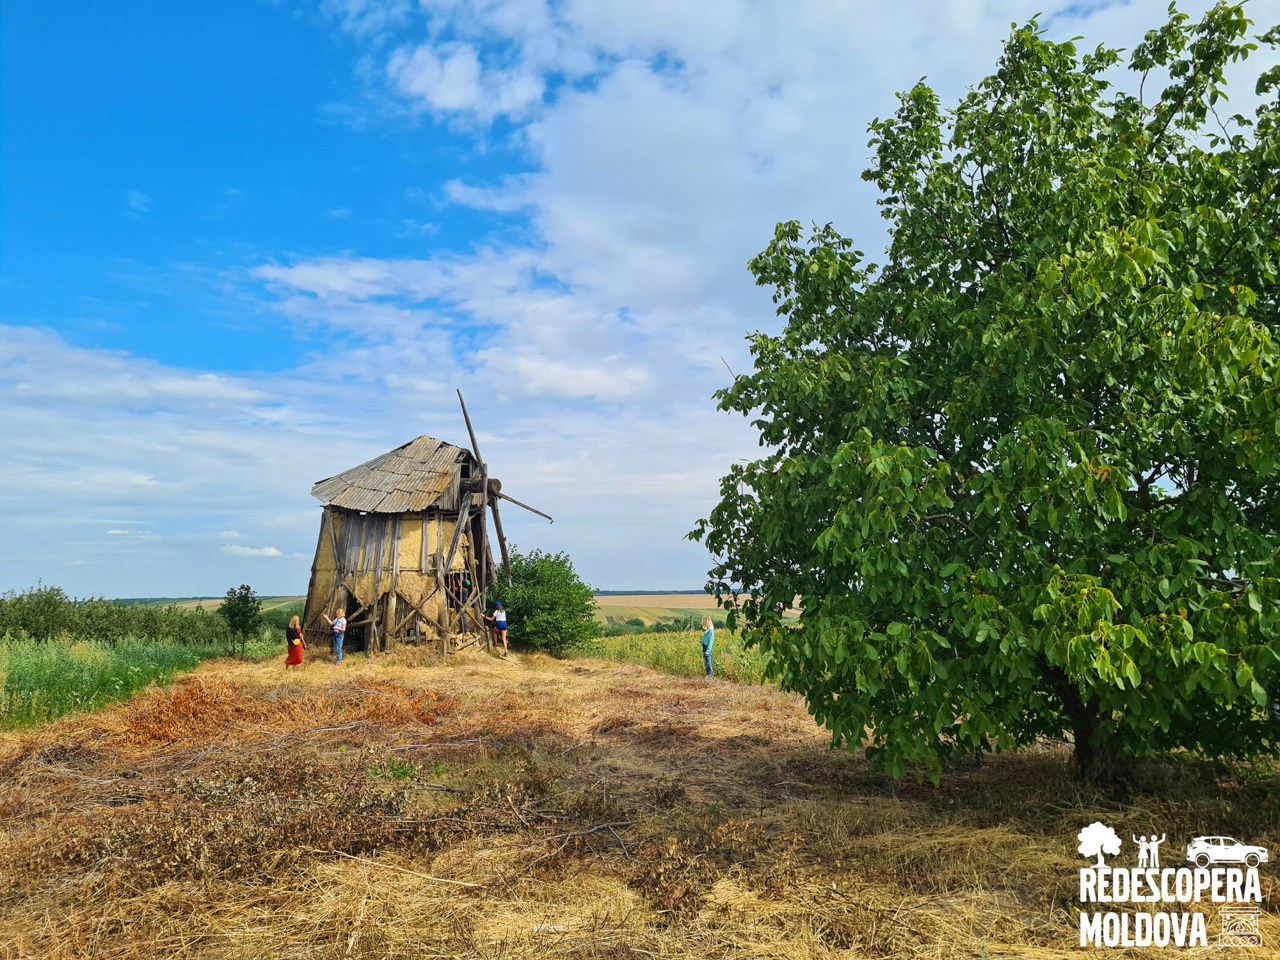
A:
483,601,509,657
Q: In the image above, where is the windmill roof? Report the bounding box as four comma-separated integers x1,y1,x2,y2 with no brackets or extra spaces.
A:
311,435,473,513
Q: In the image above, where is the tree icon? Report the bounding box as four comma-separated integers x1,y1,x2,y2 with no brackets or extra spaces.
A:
1078,822,1122,867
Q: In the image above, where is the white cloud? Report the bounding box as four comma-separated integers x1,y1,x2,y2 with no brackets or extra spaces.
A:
321,0,412,39
0,325,335,596
388,41,485,112
222,545,285,558
11,0,1277,600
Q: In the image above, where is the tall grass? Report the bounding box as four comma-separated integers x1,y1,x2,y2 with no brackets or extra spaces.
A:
573,629,772,684
0,585,284,727
0,638,233,728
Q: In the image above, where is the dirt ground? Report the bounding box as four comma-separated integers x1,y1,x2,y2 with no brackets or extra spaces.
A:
0,649,1275,959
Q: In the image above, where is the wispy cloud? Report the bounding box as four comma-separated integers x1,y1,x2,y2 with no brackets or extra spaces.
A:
222,545,284,558
125,189,151,216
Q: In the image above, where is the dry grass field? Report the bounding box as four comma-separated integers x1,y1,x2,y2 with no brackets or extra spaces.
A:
593,594,721,628
594,595,723,609
1,649,1276,959
171,597,304,612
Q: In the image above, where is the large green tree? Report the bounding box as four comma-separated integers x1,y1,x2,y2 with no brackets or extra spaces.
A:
693,3,1280,781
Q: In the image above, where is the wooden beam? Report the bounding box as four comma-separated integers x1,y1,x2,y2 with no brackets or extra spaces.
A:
390,587,440,639
496,491,554,523
441,501,470,580
435,518,447,656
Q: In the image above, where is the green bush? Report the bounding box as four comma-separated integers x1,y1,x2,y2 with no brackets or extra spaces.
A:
488,547,597,655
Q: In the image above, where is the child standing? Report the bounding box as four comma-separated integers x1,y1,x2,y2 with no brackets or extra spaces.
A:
700,615,715,678
285,615,306,669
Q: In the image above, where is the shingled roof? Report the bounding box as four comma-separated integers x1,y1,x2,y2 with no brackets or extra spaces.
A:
310,435,472,514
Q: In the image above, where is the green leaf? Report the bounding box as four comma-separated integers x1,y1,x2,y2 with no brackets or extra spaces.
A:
1250,680,1267,708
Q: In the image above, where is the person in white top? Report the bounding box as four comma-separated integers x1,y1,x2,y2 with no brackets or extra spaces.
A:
321,608,348,665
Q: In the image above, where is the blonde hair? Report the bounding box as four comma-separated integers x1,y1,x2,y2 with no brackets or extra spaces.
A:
289,615,300,629
702,615,713,629
336,608,346,618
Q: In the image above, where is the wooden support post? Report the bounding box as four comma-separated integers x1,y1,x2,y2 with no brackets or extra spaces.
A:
435,519,448,656
386,590,397,655
465,546,486,652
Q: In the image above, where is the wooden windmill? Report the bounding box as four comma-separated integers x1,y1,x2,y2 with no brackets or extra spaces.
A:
301,391,551,653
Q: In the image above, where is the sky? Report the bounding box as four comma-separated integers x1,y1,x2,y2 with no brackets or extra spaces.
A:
2,0,1276,598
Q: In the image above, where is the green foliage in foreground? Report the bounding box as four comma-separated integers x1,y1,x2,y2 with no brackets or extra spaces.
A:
492,547,598,655
0,638,238,728
574,630,771,685
694,4,1280,782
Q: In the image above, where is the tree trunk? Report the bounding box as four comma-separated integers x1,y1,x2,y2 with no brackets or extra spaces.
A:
1048,667,1130,787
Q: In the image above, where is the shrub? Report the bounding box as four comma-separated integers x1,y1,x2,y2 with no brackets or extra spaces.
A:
489,547,597,655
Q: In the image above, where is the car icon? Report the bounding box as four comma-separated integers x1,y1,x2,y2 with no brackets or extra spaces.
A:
1186,836,1268,868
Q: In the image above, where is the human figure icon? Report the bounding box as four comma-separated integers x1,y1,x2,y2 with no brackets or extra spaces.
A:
1148,833,1167,869
1133,835,1150,868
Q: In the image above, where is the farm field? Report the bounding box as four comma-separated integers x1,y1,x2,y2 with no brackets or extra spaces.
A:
592,593,796,628
171,596,305,612
593,593,720,629
2,649,1275,959
149,592,737,627
594,594,723,608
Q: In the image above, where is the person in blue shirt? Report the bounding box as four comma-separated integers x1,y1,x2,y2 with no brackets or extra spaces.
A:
700,615,715,677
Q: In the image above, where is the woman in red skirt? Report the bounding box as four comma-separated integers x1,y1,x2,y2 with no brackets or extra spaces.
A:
285,615,306,669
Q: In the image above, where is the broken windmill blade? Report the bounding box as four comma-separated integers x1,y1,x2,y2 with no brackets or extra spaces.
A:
456,389,554,590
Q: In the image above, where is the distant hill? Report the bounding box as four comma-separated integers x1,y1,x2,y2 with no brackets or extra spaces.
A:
118,596,304,610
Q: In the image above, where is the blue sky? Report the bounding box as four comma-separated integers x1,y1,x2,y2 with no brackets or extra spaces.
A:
2,0,1275,598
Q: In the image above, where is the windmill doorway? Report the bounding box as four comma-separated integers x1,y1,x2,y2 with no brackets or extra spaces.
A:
333,593,368,655
345,601,368,653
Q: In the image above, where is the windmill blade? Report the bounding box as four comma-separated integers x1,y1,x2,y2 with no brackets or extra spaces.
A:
456,388,485,471
496,491,554,523
490,497,513,588
457,388,491,593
